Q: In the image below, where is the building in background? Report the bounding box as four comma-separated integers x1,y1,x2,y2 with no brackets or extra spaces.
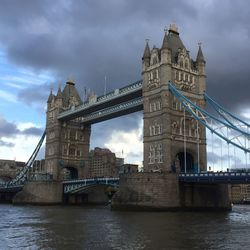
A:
88,147,124,178
0,160,25,182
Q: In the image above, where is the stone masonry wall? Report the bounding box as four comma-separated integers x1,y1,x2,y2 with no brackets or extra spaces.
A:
112,172,180,210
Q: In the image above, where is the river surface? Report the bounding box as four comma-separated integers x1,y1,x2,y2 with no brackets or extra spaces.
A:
0,204,250,250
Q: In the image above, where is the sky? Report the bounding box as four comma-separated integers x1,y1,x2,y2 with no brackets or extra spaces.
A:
0,0,250,169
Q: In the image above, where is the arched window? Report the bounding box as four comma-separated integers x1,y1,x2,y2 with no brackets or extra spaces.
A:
180,60,184,68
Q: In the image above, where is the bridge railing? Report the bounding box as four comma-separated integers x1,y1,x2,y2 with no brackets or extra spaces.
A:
63,177,119,194
179,172,250,183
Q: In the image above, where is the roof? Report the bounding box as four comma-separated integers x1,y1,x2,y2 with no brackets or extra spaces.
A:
62,81,82,107
196,45,205,63
142,40,151,59
166,29,186,62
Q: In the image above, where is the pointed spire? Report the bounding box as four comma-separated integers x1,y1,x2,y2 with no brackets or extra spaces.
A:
161,27,169,50
56,85,63,99
142,39,150,60
47,88,53,103
196,43,205,63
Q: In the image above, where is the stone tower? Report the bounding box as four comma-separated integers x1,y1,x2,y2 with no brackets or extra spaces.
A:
45,80,91,180
142,24,207,173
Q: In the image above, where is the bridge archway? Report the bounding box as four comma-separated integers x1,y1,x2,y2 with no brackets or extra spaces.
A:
176,152,195,173
60,166,78,180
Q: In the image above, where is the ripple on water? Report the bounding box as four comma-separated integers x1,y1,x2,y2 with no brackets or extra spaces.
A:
1,204,250,250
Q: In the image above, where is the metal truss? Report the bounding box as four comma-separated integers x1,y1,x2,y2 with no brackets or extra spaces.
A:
0,131,46,188
168,81,250,153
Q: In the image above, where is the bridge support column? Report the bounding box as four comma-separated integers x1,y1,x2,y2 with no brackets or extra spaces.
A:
13,181,63,205
112,173,232,211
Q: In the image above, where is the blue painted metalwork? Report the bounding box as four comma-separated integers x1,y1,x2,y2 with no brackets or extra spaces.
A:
58,80,143,120
63,177,119,194
179,172,250,183
80,97,143,124
204,92,250,128
0,131,46,190
168,81,250,153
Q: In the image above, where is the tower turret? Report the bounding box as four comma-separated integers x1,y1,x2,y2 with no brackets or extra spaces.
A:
47,89,54,103
142,40,151,71
196,43,206,93
161,28,171,64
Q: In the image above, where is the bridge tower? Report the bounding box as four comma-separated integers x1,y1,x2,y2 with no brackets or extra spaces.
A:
45,80,90,180
142,24,207,173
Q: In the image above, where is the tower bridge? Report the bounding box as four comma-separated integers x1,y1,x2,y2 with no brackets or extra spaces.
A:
1,24,250,209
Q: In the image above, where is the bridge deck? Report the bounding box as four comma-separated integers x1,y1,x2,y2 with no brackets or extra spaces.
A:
179,172,250,184
58,80,142,121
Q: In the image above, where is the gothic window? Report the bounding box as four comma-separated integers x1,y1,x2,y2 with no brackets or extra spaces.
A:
157,144,163,163
185,59,189,69
180,72,183,81
149,145,155,164
69,146,76,156
185,74,188,81
157,101,161,110
79,133,84,141
77,150,81,156
152,56,157,65
70,130,76,140
63,145,67,155
156,69,159,79
49,112,54,120
48,146,54,155
180,60,184,68
153,70,157,79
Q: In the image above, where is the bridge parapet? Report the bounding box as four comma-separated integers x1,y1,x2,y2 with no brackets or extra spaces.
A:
179,172,250,183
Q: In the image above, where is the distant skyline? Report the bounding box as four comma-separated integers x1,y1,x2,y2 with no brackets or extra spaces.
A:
0,0,250,169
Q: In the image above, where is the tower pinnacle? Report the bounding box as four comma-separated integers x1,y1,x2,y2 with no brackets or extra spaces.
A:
196,43,205,63
142,39,150,60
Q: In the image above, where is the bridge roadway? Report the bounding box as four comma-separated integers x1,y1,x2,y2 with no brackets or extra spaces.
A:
57,80,143,122
179,172,250,183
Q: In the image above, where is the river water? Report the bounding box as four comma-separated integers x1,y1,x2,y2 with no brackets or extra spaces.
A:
0,204,250,250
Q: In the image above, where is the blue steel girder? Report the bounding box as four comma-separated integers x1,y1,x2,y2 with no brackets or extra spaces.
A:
168,81,250,153
63,178,119,194
58,80,143,121
0,131,46,189
179,172,250,184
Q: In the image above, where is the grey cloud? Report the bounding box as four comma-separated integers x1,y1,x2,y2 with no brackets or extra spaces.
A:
207,151,241,165
22,127,44,136
0,116,43,142
1,0,250,153
0,117,19,137
0,140,15,147
17,83,51,106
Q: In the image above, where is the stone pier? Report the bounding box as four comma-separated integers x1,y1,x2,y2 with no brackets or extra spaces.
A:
111,173,232,211
13,181,63,205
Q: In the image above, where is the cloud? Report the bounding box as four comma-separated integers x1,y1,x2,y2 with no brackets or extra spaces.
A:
0,117,44,161
1,0,250,163
22,127,44,136
0,115,43,142
104,118,143,164
0,140,14,147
